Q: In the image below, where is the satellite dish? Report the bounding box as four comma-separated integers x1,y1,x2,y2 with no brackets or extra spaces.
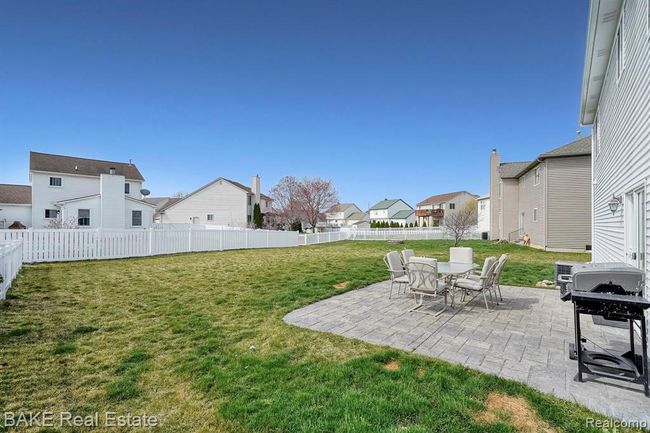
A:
140,188,151,197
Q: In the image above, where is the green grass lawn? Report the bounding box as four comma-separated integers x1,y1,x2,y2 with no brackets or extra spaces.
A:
2,240,634,433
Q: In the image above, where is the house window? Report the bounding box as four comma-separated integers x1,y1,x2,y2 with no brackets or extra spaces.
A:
480,202,486,211
78,209,90,226
533,208,538,222
248,196,252,206
131,210,142,226
247,215,252,223
44,209,58,219
449,203,456,210
207,214,214,221
534,167,540,185
49,177,62,187
124,183,130,194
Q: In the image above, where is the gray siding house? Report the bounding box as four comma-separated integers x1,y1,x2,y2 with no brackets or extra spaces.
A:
489,137,592,251
579,0,650,275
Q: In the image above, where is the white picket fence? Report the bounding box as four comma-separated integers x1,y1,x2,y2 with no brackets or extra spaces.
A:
0,240,23,299
345,227,479,241
0,229,300,263
0,227,480,266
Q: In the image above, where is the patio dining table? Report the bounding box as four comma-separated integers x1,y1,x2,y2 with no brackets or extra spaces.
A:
436,261,478,308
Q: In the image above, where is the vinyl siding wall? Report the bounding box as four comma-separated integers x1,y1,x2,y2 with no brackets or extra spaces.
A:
500,179,520,239
592,0,650,271
161,180,248,227
517,163,546,248
547,156,592,251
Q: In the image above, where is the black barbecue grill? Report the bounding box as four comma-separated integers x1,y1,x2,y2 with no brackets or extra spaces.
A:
556,261,649,396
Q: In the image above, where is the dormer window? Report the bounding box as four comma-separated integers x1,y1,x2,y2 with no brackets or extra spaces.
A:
49,177,62,187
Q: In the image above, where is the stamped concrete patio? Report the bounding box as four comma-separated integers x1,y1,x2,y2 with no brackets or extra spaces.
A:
284,281,648,424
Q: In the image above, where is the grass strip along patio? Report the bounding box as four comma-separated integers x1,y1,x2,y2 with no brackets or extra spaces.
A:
3,240,640,433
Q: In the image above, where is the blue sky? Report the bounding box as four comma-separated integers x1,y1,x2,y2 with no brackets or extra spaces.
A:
1,0,590,209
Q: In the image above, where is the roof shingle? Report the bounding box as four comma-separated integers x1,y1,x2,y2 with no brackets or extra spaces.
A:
417,191,474,207
30,151,145,181
0,184,32,204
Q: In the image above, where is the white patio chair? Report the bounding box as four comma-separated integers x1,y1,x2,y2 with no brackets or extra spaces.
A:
453,256,497,310
384,251,409,299
491,254,509,302
401,249,415,265
406,257,450,315
449,247,473,264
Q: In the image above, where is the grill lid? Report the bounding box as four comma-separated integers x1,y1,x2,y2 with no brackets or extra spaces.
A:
571,263,644,295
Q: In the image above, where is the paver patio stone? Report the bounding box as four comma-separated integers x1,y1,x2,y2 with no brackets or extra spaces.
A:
284,281,650,424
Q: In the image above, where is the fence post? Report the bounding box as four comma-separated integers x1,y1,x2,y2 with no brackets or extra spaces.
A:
245,230,249,248
266,230,270,248
148,228,153,255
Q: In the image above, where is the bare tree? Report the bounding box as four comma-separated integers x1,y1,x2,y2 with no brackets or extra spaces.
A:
443,200,478,246
295,177,338,230
47,216,79,229
269,176,301,226
269,176,338,230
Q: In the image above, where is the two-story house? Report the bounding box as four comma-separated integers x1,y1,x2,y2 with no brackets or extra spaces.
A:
325,203,366,228
489,137,592,251
368,199,414,226
416,191,477,227
579,0,650,274
153,175,272,227
477,194,490,238
28,151,156,229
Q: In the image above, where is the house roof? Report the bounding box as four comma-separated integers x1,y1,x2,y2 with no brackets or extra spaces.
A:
30,151,145,181
498,162,532,179
369,199,410,211
223,178,272,201
347,211,368,221
326,203,357,213
477,194,489,201
0,184,32,204
539,136,591,158
580,0,623,125
417,191,474,207
503,136,593,178
391,209,415,219
156,177,271,214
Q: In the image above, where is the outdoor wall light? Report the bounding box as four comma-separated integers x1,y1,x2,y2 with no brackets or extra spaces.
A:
608,194,622,215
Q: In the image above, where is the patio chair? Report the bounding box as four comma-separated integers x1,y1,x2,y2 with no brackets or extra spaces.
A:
491,254,509,302
384,251,409,299
453,256,497,310
406,257,450,315
401,249,415,265
449,247,474,278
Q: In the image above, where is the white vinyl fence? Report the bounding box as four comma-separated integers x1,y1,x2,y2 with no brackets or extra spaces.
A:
345,227,479,241
0,240,23,299
0,226,480,265
0,229,300,263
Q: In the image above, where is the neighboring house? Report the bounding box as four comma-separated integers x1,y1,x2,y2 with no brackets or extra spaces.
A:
489,137,592,251
579,0,650,272
0,184,32,229
154,175,271,227
368,199,413,225
416,191,477,227
325,203,363,227
347,211,369,227
27,152,155,229
390,209,416,227
477,195,490,237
